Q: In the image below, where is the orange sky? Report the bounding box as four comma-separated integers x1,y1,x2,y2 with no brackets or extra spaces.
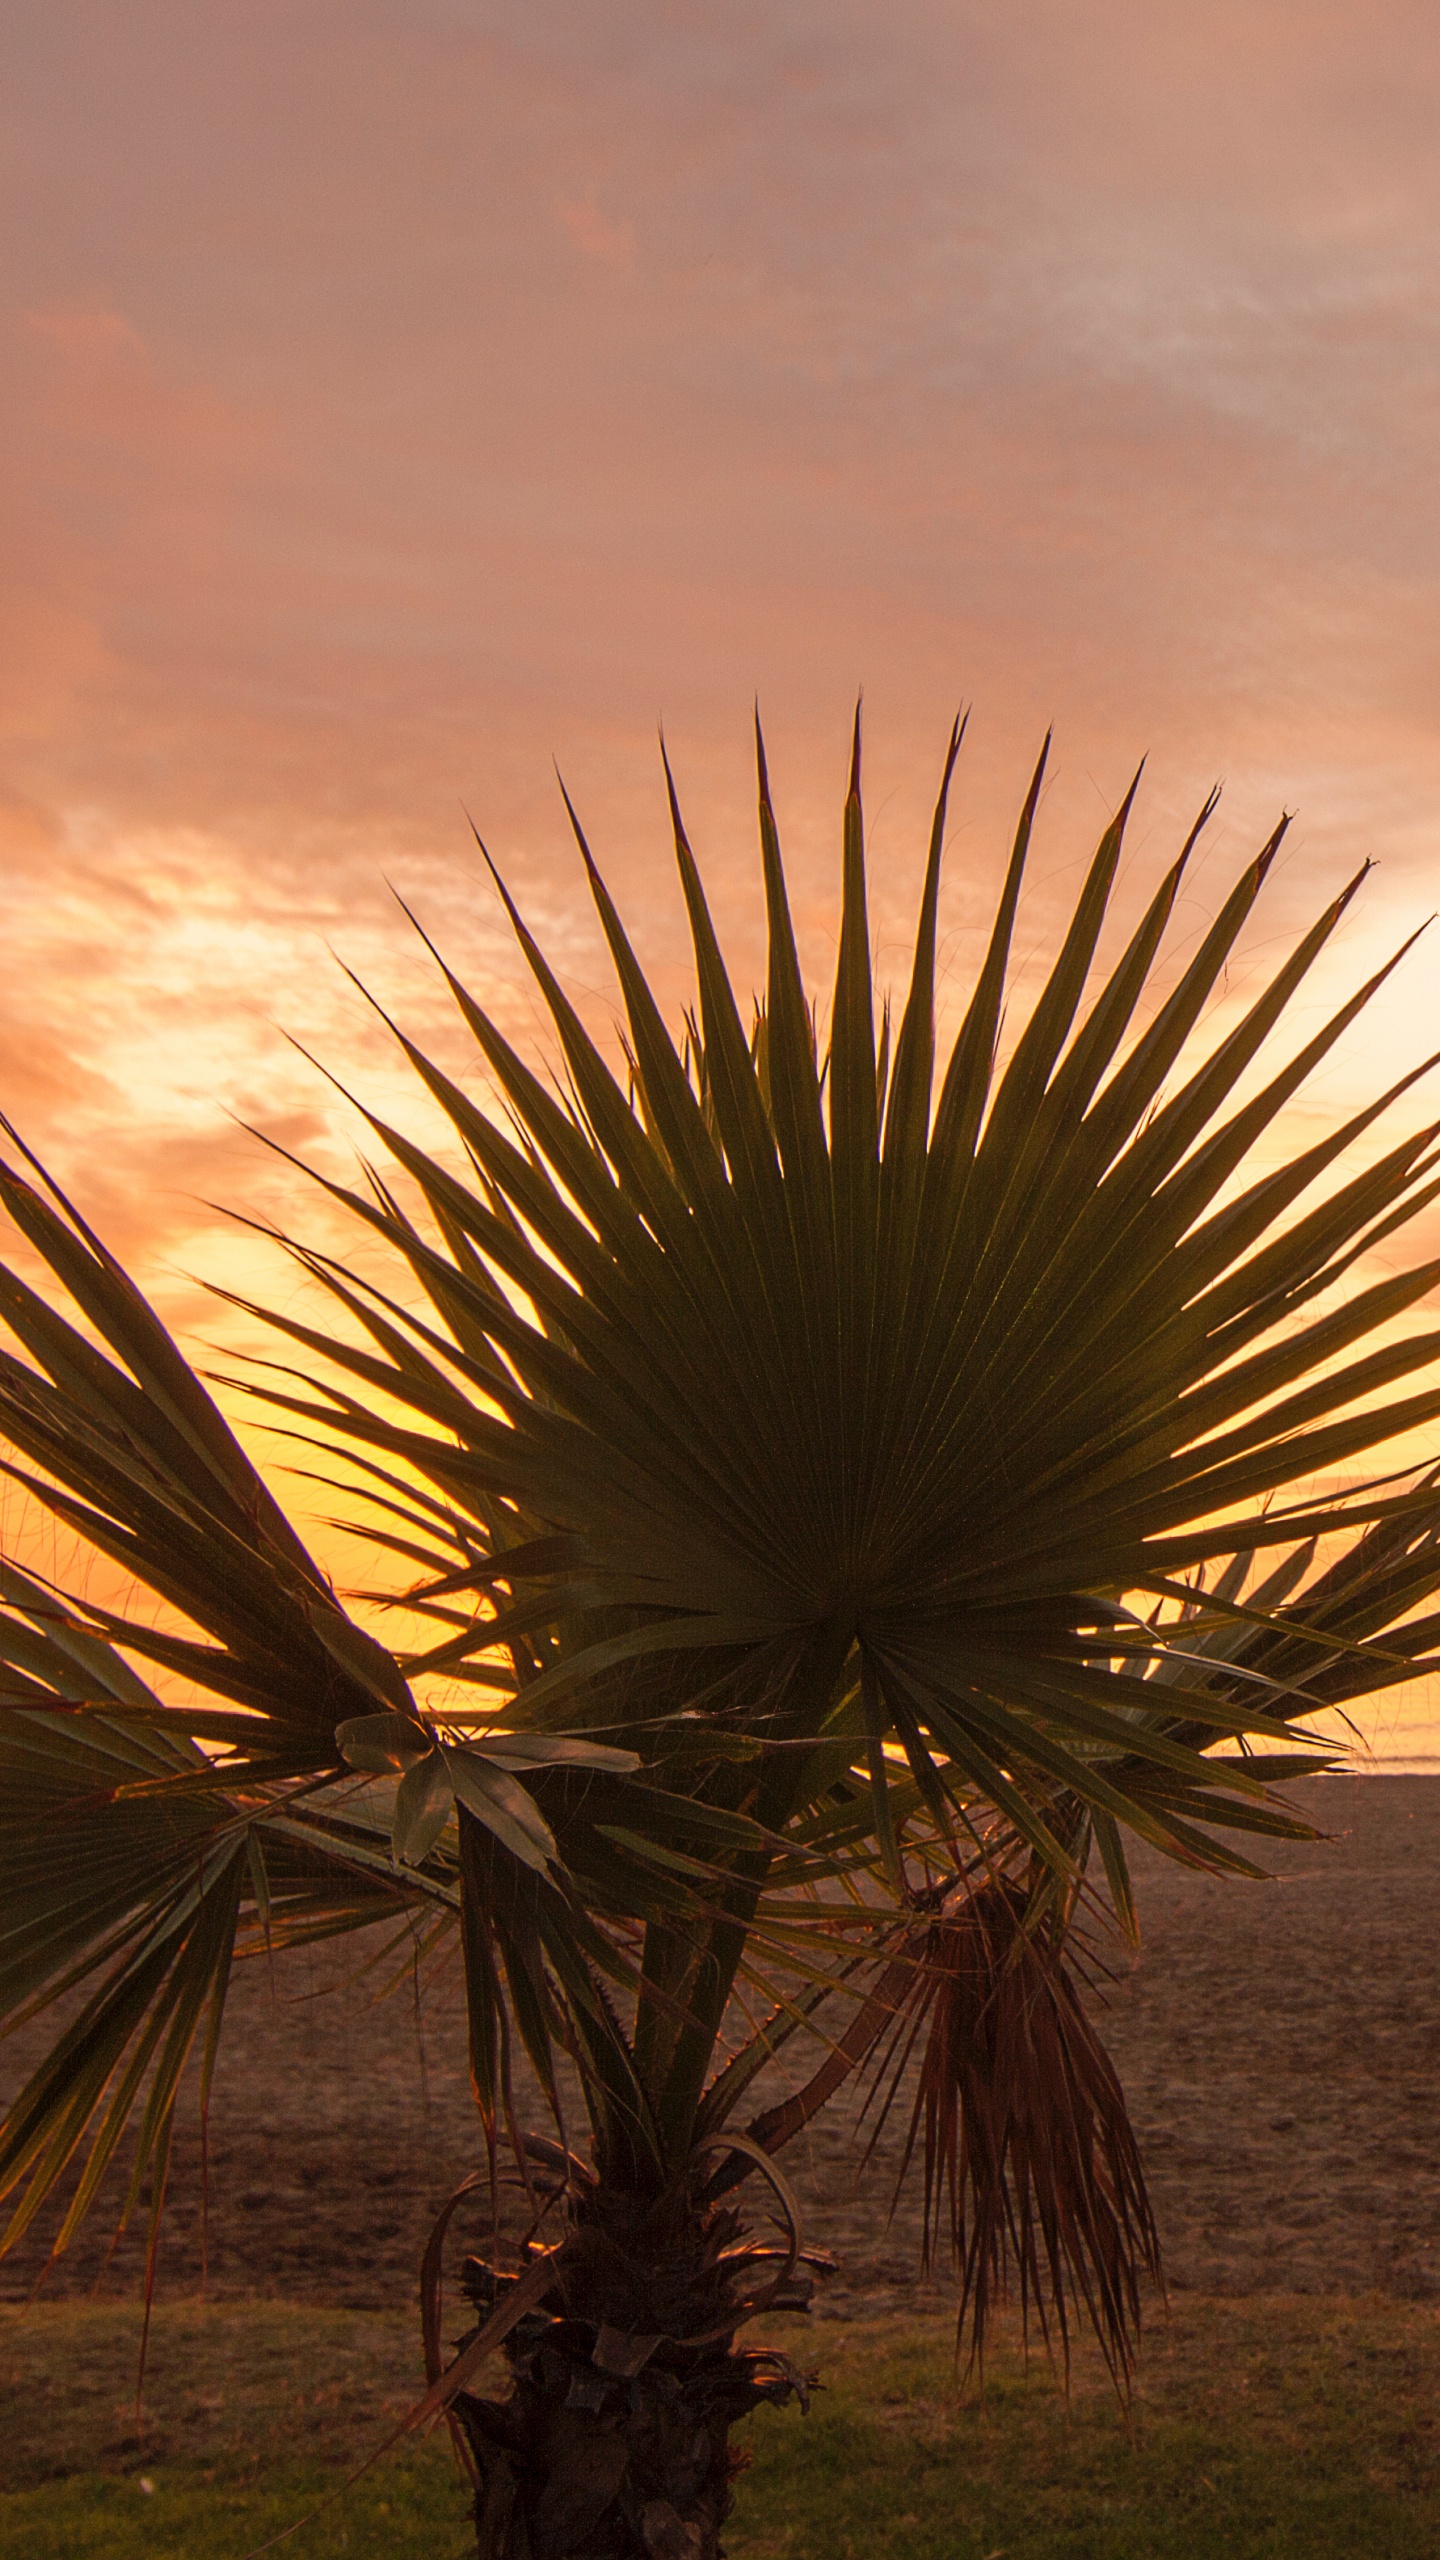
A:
5,4,1440,1751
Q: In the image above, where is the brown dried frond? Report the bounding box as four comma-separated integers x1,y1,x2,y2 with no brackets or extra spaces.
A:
891,1873,1160,2394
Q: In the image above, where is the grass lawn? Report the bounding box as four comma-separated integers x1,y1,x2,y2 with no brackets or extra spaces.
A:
1,2292,1437,2556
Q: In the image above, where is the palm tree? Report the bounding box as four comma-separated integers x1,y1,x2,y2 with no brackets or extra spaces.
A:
5,718,1440,2560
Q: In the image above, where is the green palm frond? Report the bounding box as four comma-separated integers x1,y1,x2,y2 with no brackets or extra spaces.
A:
185,713,1440,2217
233,722,1440,1883
0,1139,641,2262
8,715,1440,2390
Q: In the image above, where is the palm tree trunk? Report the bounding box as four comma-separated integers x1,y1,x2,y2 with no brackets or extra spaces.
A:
453,2189,811,2559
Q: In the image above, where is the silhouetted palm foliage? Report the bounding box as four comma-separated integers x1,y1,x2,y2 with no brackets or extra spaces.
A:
5,717,1440,2556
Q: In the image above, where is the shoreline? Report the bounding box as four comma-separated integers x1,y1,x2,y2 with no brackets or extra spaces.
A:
2,1774,1437,2310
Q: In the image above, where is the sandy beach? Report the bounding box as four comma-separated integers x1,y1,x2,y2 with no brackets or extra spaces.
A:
3,1775,1436,2318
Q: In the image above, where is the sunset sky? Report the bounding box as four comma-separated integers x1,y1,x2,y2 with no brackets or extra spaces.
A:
6,3,1440,1751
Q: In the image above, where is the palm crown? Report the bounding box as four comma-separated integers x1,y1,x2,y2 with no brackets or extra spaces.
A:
5,718,1440,2547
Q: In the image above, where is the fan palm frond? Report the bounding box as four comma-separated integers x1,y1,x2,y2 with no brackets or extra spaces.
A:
7,715,1440,2417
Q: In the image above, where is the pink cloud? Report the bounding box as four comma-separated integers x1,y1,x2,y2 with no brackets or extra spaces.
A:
0,0,1436,1337
556,196,635,266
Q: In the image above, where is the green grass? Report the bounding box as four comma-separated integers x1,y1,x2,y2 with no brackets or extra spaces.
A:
2,2294,1438,2557
0,2462,455,2559
734,2299,1440,2559
0,2301,454,2557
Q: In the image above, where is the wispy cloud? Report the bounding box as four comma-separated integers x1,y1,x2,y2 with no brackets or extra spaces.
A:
1,0,1438,1295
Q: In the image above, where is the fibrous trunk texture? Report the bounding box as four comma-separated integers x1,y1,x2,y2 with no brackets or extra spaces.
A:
454,2186,811,2559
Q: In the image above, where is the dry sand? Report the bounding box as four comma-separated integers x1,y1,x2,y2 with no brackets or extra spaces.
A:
2,1775,1436,2318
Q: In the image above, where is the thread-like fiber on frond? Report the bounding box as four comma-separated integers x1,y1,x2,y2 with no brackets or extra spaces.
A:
895,1876,1160,2391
